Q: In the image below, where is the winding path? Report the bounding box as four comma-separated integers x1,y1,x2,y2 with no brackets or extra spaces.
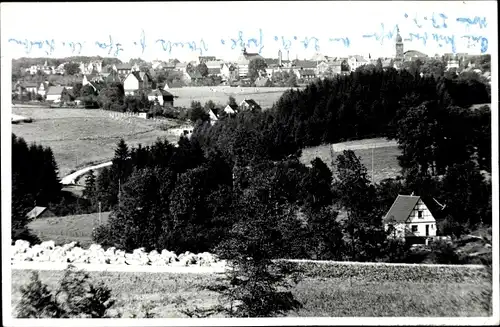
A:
61,161,112,185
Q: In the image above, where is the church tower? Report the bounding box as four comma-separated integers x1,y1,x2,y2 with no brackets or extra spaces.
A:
394,26,404,67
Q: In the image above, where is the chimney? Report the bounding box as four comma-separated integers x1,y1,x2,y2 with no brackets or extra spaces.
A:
278,50,282,67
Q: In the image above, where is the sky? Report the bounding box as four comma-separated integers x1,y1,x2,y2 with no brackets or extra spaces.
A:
0,1,497,62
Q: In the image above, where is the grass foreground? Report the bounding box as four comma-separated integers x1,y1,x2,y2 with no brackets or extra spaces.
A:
10,262,491,318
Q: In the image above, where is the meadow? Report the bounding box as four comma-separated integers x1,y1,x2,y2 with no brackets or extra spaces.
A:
166,86,296,109
27,212,111,248
10,263,491,318
11,106,185,177
300,138,401,184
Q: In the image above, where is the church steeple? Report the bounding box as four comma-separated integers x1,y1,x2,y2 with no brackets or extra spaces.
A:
395,26,404,66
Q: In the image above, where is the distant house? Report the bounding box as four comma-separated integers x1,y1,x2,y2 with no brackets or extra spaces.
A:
383,195,437,242
46,86,65,102
240,99,262,112
26,206,54,220
237,48,264,78
221,63,238,81
22,82,39,94
147,89,174,106
348,55,369,71
292,60,317,70
199,56,217,64
224,104,238,115
123,71,151,96
186,71,203,83
175,62,192,73
295,69,316,80
207,67,222,77
37,82,48,96
208,107,220,124
116,63,133,76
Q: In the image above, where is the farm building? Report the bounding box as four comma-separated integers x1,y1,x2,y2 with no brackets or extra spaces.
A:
46,86,65,102
26,206,55,220
383,195,437,242
147,89,174,107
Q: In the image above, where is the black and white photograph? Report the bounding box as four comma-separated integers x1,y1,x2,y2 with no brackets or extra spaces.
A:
1,1,498,325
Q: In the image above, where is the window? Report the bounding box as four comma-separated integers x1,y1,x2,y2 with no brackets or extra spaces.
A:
411,225,418,233
418,210,423,218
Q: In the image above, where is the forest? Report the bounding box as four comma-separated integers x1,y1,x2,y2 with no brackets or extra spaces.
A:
12,67,492,264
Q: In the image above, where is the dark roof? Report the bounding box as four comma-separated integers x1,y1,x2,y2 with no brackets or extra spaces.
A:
226,104,238,110
292,60,317,69
116,63,132,70
189,71,203,79
384,195,420,223
241,99,261,109
148,89,173,97
22,82,39,88
46,86,65,95
130,71,143,82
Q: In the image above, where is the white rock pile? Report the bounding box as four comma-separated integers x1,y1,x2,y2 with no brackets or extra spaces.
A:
11,240,221,267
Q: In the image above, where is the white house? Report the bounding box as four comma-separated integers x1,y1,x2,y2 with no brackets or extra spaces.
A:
224,104,238,115
37,82,47,96
383,195,437,241
46,86,65,102
123,71,151,96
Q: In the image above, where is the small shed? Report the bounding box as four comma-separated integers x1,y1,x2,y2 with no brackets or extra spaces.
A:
26,206,55,220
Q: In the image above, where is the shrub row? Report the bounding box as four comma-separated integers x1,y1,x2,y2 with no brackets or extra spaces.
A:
290,260,489,283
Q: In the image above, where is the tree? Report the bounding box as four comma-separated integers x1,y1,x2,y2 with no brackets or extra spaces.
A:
17,272,64,318
333,150,384,261
375,58,383,71
286,72,297,87
82,170,96,207
341,60,350,72
196,63,209,77
207,184,303,317
64,63,80,75
228,96,237,107
248,58,267,82
189,101,209,123
420,59,446,77
17,267,117,318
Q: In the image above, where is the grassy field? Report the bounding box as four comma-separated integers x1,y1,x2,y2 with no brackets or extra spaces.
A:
167,86,296,109
300,138,401,184
11,107,184,177
10,266,491,318
27,212,111,248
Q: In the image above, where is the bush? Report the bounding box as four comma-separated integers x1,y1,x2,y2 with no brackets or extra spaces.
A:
17,271,64,318
428,239,462,264
56,266,116,318
16,266,117,318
